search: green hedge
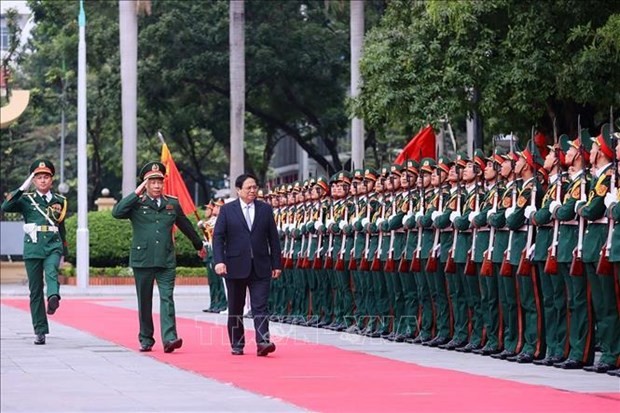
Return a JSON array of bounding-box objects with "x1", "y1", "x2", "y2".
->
[
  {"x1": 64, "y1": 211, "x2": 206, "y2": 268},
  {"x1": 60, "y1": 265, "x2": 206, "y2": 277}
]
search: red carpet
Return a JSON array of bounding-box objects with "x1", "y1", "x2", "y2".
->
[{"x1": 3, "y1": 298, "x2": 619, "y2": 412}]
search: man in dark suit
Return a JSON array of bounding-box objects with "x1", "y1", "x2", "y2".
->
[{"x1": 213, "y1": 173, "x2": 282, "y2": 356}]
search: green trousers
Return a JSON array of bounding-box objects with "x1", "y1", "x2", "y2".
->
[
  {"x1": 429, "y1": 261, "x2": 451, "y2": 340},
  {"x1": 536, "y1": 261, "x2": 567, "y2": 359},
  {"x1": 398, "y1": 271, "x2": 418, "y2": 336},
  {"x1": 133, "y1": 267, "x2": 178, "y2": 347},
  {"x1": 498, "y1": 265, "x2": 521, "y2": 353},
  {"x1": 558, "y1": 262, "x2": 594, "y2": 365},
  {"x1": 205, "y1": 261, "x2": 227, "y2": 311},
  {"x1": 586, "y1": 263, "x2": 620, "y2": 366},
  {"x1": 447, "y1": 264, "x2": 468, "y2": 342},
  {"x1": 25, "y1": 254, "x2": 61, "y2": 335},
  {"x1": 479, "y1": 265, "x2": 501, "y2": 351}
]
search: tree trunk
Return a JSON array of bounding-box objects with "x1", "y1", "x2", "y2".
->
[{"x1": 229, "y1": 0, "x2": 245, "y2": 194}]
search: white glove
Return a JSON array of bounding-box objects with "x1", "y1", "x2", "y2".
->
[
  {"x1": 325, "y1": 219, "x2": 335, "y2": 229},
  {"x1": 431, "y1": 211, "x2": 441, "y2": 221},
  {"x1": 402, "y1": 214, "x2": 413, "y2": 226},
  {"x1": 19, "y1": 172, "x2": 35, "y2": 191},
  {"x1": 549, "y1": 200, "x2": 561, "y2": 214},
  {"x1": 197, "y1": 220, "x2": 205, "y2": 229},
  {"x1": 338, "y1": 220, "x2": 347, "y2": 230},
  {"x1": 415, "y1": 210, "x2": 424, "y2": 220},
  {"x1": 505, "y1": 206, "x2": 516, "y2": 217},
  {"x1": 604, "y1": 192, "x2": 616, "y2": 208},
  {"x1": 314, "y1": 221, "x2": 324, "y2": 231},
  {"x1": 524, "y1": 205, "x2": 537, "y2": 219},
  {"x1": 376, "y1": 217, "x2": 385, "y2": 227},
  {"x1": 449, "y1": 211, "x2": 460, "y2": 223},
  {"x1": 202, "y1": 240, "x2": 212, "y2": 248},
  {"x1": 574, "y1": 201, "x2": 586, "y2": 214},
  {"x1": 361, "y1": 217, "x2": 370, "y2": 227},
  {"x1": 468, "y1": 211, "x2": 480, "y2": 223}
]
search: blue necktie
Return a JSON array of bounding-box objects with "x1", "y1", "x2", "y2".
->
[{"x1": 244, "y1": 205, "x2": 253, "y2": 229}]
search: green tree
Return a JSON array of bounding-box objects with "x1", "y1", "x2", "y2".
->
[{"x1": 354, "y1": 0, "x2": 620, "y2": 148}]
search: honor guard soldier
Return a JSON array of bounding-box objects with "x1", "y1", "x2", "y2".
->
[
  {"x1": 602, "y1": 130, "x2": 620, "y2": 377},
  {"x1": 579, "y1": 124, "x2": 620, "y2": 373},
  {"x1": 489, "y1": 144, "x2": 523, "y2": 360},
  {"x1": 435, "y1": 154, "x2": 469, "y2": 350},
  {"x1": 112, "y1": 161, "x2": 206, "y2": 353},
  {"x1": 453, "y1": 151, "x2": 487, "y2": 353},
  {"x1": 471, "y1": 148, "x2": 504, "y2": 355},
  {"x1": 200, "y1": 199, "x2": 228, "y2": 313},
  {"x1": 420, "y1": 157, "x2": 452, "y2": 347},
  {"x1": 549, "y1": 130, "x2": 594, "y2": 369},
  {"x1": 505, "y1": 139, "x2": 545, "y2": 363},
  {"x1": 531, "y1": 136, "x2": 571, "y2": 365},
  {"x1": 2, "y1": 159, "x2": 68, "y2": 345}
]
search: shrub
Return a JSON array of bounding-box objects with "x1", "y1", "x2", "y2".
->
[{"x1": 64, "y1": 211, "x2": 205, "y2": 268}]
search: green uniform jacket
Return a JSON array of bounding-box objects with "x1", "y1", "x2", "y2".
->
[
  {"x1": 111, "y1": 193, "x2": 202, "y2": 268},
  {"x1": 1, "y1": 189, "x2": 68, "y2": 259},
  {"x1": 434, "y1": 186, "x2": 462, "y2": 262},
  {"x1": 532, "y1": 174, "x2": 567, "y2": 262},
  {"x1": 472, "y1": 184, "x2": 498, "y2": 263},
  {"x1": 454, "y1": 184, "x2": 479, "y2": 263},
  {"x1": 505, "y1": 178, "x2": 542, "y2": 266},
  {"x1": 579, "y1": 165, "x2": 612, "y2": 263},
  {"x1": 610, "y1": 196, "x2": 620, "y2": 262},
  {"x1": 555, "y1": 173, "x2": 586, "y2": 263},
  {"x1": 488, "y1": 181, "x2": 517, "y2": 263}
]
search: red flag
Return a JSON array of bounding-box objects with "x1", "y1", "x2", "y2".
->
[
  {"x1": 394, "y1": 125, "x2": 436, "y2": 165},
  {"x1": 161, "y1": 143, "x2": 197, "y2": 216}
]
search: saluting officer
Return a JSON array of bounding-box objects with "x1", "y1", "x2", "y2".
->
[
  {"x1": 2, "y1": 159, "x2": 68, "y2": 345},
  {"x1": 112, "y1": 161, "x2": 206, "y2": 353}
]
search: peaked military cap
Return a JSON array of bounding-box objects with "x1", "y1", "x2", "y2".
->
[
  {"x1": 472, "y1": 149, "x2": 486, "y2": 171},
  {"x1": 547, "y1": 134, "x2": 571, "y2": 167},
  {"x1": 518, "y1": 139, "x2": 544, "y2": 170},
  {"x1": 436, "y1": 155, "x2": 453, "y2": 174},
  {"x1": 291, "y1": 181, "x2": 302, "y2": 193},
  {"x1": 455, "y1": 151, "x2": 469, "y2": 168},
  {"x1": 591, "y1": 123, "x2": 614, "y2": 159},
  {"x1": 139, "y1": 161, "x2": 166, "y2": 181},
  {"x1": 568, "y1": 128, "x2": 592, "y2": 163},
  {"x1": 314, "y1": 176, "x2": 330, "y2": 193},
  {"x1": 488, "y1": 147, "x2": 508, "y2": 164},
  {"x1": 420, "y1": 158, "x2": 436, "y2": 174},
  {"x1": 213, "y1": 198, "x2": 225, "y2": 206},
  {"x1": 352, "y1": 169, "x2": 365, "y2": 181},
  {"x1": 30, "y1": 159, "x2": 55, "y2": 176},
  {"x1": 502, "y1": 141, "x2": 521, "y2": 162},
  {"x1": 364, "y1": 167, "x2": 378, "y2": 182},
  {"x1": 334, "y1": 170, "x2": 352, "y2": 184},
  {"x1": 401, "y1": 159, "x2": 419, "y2": 175},
  {"x1": 389, "y1": 163, "x2": 402, "y2": 177}
]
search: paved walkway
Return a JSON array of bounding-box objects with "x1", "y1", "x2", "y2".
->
[{"x1": 1, "y1": 285, "x2": 618, "y2": 412}]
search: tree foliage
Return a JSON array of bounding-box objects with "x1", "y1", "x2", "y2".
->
[{"x1": 354, "y1": 0, "x2": 620, "y2": 149}]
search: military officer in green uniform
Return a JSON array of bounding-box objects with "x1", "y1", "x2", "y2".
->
[
  {"x1": 2, "y1": 159, "x2": 68, "y2": 345},
  {"x1": 112, "y1": 161, "x2": 206, "y2": 353},
  {"x1": 579, "y1": 125, "x2": 620, "y2": 373}
]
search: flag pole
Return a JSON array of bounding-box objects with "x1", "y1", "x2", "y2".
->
[{"x1": 76, "y1": 0, "x2": 89, "y2": 289}]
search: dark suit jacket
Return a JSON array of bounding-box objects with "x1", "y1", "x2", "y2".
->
[{"x1": 213, "y1": 199, "x2": 281, "y2": 279}]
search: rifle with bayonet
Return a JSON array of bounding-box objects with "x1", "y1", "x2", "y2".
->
[
  {"x1": 517, "y1": 129, "x2": 537, "y2": 276},
  {"x1": 407, "y1": 174, "x2": 423, "y2": 272},
  {"x1": 500, "y1": 135, "x2": 517, "y2": 277},
  {"x1": 545, "y1": 120, "x2": 562, "y2": 275},
  {"x1": 334, "y1": 196, "x2": 350, "y2": 271},
  {"x1": 323, "y1": 197, "x2": 335, "y2": 270},
  {"x1": 312, "y1": 196, "x2": 326, "y2": 270},
  {"x1": 426, "y1": 182, "x2": 443, "y2": 273},
  {"x1": 597, "y1": 108, "x2": 616, "y2": 275},
  {"x1": 296, "y1": 201, "x2": 309, "y2": 269},
  {"x1": 384, "y1": 177, "x2": 398, "y2": 272},
  {"x1": 481, "y1": 140, "x2": 499, "y2": 276},
  {"x1": 444, "y1": 166, "x2": 462, "y2": 274},
  {"x1": 348, "y1": 181, "x2": 361, "y2": 271},
  {"x1": 464, "y1": 168, "x2": 480, "y2": 276},
  {"x1": 359, "y1": 187, "x2": 373, "y2": 271},
  {"x1": 570, "y1": 117, "x2": 586, "y2": 277},
  {"x1": 371, "y1": 186, "x2": 387, "y2": 271}
]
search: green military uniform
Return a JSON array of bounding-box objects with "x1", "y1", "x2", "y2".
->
[
  {"x1": 505, "y1": 140, "x2": 545, "y2": 362},
  {"x1": 489, "y1": 149, "x2": 522, "y2": 359},
  {"x1": 471, "y1": 150, "x2": 502, "y2": 355},
  {"x1": 202, "y1": 201, "x2": 228, "y2": 313},
  {"x1": 531, "y1": 136, "x2": 571, "y2": 366},
  {"x1": 419, "y1": 158, "x2": 451, "y2": 346},
  {"x1": 112, "y1": 161, "x2": 203, "y2": 350},
  {"x1": 580, "y1": 125, "x2": 620, "y2": 372},
  {"x1": 1, "y1": 160, "x2": 68, "y2": 343},
  {"x1": 553, "y1": 133, "x2": 595, "y2": 369}
]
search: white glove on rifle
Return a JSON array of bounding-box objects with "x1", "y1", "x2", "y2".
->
[
  {"x1": 524, "y1": 205, "x2": 537, "y2": 219},
  {"x1": 449, "y1": 211, "x2": 460, "y2": 223},
  {"x1": 19, "y1": 173, "x2": 35, "y2": 191},
  {"x1": 431, "y1": 210, "x2": 441, "y2": 221},
  {"x1": 549, "y1": 200, "x2": 561, "y2": 214},
  {"x1": 468, "y1": 211, "x2": 480, "y2": 223},
  {"x1": 604, "y1": 192, "x2": 616, "y2": 209},
  {"x1": 197, "y1": 220, "x2": 205, "y2": 229}
]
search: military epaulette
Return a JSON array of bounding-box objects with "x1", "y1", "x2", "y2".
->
[
  {"x1": 55, "y1": 193, "x2": 66, "y2": 200},
  {"x1": 594, "y1": 174, "x2": 610, "y2": 197},
  {"x1": 165, "y1": 194, "x2": 178, "y2": 199},
  {"x1": 23, "y1": 192, "x2": 34, "y2": 196}
]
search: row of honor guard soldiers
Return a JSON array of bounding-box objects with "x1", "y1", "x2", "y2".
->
[{"x1": 252, "y1": 123, "x2": 619, "y2": 376}]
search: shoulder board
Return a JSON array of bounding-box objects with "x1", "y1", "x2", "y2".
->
[
  {"x1": 55, "y1": 193, "x2": 66, "y2": 200},
  {"x1": 165, "y1": 195, "x2": 178, "y2": 199},
  {"x1": 23, "y1": 192, "x2": 34, "y2": 196}
]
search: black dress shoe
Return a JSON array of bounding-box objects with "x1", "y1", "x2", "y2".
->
[
  {"x1": 583, "y1": 362, "x2": 614, "y2": 373},
  {"x1": 491, "y1": 350, "x2": 516, "y2": 360},
  {"x1": 34, "y1": 334, "x2": 46, "y2": 345},
  {"x1": 439, "y1": 339, "x2": 466, "y2": 350},
  {"x1": 163, "y1": 338, "x2": 183, "y2": 353},
  {"x1": 607, "y1": 368, "x2": 620, "y2": 377},
  {"x1": 473, "y1": 346, "x2": 500, "y2": 355},
  {"x1": 257, "y1": 342, "x2": 276, "y2": 357},
  {"x1": 554, "y1": 359, "x2": 583, "y2": 369},
  {"x1": 139, "y1": 344, "x2": 153, "y2": 352},
  {"x1": 47, "y1": 295, "x2": 60, "y2": 315},
  {"x1": 426, "y1": 336, "x2": 450, "y2": 347},
  {"x1": 515, "y1": 353, "x2": 534, "y2": 364},
  {"x1": 533, "y1": 356, "x2": 554, "y2": 366},
  {"x1": 231, "y1": 348, "x2": 244, "y2": 356}
]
